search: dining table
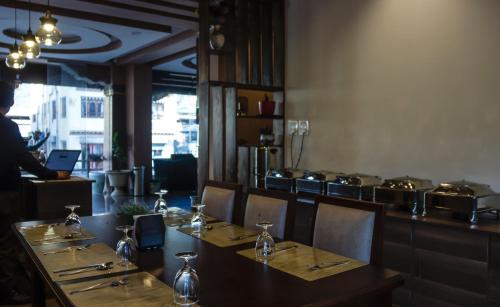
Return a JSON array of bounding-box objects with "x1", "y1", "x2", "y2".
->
[{"x1": 13, "y1": 211, "x2": 403, "y2": 307}]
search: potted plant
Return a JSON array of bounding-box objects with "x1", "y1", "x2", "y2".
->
[
  {"x1": 118, "y1": 202, "x2": 150, "y2": 225},
  {"x1": 106, "y1": 132, "x2": 131, "y2": 196}
]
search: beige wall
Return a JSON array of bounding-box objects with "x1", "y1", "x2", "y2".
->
[{"x1": 285, "y1": 0, "x2": 500, "y2": 190}]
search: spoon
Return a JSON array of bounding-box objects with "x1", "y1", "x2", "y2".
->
[
  {"x1": 59, "y1": 262, "x2": 113, "y2": 277},
  {"x1": 308, "y1": 260, "x2": 351, "y2": 271},
  {"x1": 70, "y1": 278, "x2": 128, "y2": 295}
]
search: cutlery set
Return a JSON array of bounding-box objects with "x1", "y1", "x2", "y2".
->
[
  {"x1": 43, "y1": 244, "x2": 92, "y2": 255},
  {"x1": 54, "y1": 261, "x2": 114, "y2": 277},
  {"x1": 69, "y1": 278, "x2": 129, "y2": 295},
  {"x1": 308, "y1": 260, "x2": 351, "y2": 271}
]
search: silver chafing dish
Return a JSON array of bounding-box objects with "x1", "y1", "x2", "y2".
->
[
  {"x1": 374, "y1": 176, "x2": 434, "y2": 215},
  {"x1": 295, "y1": 170, "x2": 344, "y2": 195},
  {"x1": 326, "y1": 173, "x2": 382, "y2": 201},
  {"x1": 425, "y1": 180, "x2": 500, "y2": 224},
  {"x1": 265, "y1": 169, "x2": 304, "y2": 192}
]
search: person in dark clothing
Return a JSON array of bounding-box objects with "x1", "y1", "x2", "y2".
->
[{"x1": 0, "y1": 81, "x2": 68, "y2": 305}]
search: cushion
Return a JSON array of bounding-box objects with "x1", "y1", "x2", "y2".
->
[
  {"x1": 202, "y1": 186, "x2": 236, "y2": 223},
  {"x1": 244, "y1": 194, "x2": 288, "y2": 239},
  {"x1": 313, "y1": 203, "x2": 375, "y2": 263}
]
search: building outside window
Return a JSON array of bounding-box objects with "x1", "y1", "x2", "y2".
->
[{"x1": 11, "y1": 84, "x2": 106, "y2": 176}]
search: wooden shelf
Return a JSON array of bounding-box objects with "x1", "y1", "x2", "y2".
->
[
  {"x1": 203, "y1": 81, "x2": 283, "y2": 92},
  {"x1": 237, "y1": 115, "x2": 284, "y2": 120}
]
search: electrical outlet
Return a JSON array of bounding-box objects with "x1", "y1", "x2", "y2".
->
[
  {"x1": 287, "y1": 120, "x2": 298, "y2": 135},
  {"x1": 298, "y1": 120, "x2": 309, "y2": 135}
]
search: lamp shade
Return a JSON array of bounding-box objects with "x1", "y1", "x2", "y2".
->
[
  {"x1": 36, "y1": 10, "x2": 62, "y2": 46},
  {"x1": 20, "y1": 28, "x2": 41, "y2": 59},
  {"x1": 5, "y1": 43, "x2": 26, "y2": 70}
]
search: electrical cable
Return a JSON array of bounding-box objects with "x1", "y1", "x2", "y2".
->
[{"x1": 295, "y1": 133, "x2": 305, "y2": 169}]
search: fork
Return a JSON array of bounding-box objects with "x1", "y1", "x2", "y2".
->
[
  {"x1": 228, "y1": 233, "x2": 257, "y2": 241},
  {"x1": 308, "y1": 260, "x2": 351, "y2": 271},
  {"x1": 43, "y1": 244, "x2": 91, "y2": 255}
]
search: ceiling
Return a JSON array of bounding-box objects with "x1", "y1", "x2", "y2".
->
[{"x1": 0, "y1": 0, "x2": 198, "y2": 74}]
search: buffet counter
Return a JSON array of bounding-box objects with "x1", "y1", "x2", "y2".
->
[{"x1": 384, "y1": 209, "x2": 500, "y2": 307}]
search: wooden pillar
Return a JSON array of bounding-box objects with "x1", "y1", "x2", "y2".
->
[
  {"x1": 108, "y1": 65, "x2": 127, "y2": 171},
  {"x1": 125, "y1": 64, "x2": 152, "y2": 191}
]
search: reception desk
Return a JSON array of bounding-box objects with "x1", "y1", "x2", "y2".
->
[{"x1": 21, "y1": 176, "x2": 93, "y2": 220}]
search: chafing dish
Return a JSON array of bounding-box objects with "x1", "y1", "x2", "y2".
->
[
  {"x1": 425, "y1": 180, "x2": 500, "y2": 224},
  {"x1": 296, "y1": 171, "x2": 344, "y2": 195},
  {"x1": 265, "y1": 169, "x2": 304, "y2": 192},
  {"x1": 374, "y1": 176, "x2": 434, "y2": 215},
  {"x1": 326, "y1": 173, "x2": 382, "y2": 201}
]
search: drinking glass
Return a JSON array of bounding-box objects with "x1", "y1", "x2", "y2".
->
[
  {"x1": 190, "y1": 203, "x2": 206, "y2": 235},
  {"x1": 64, "y1": 205, "x2": 81, "y2": 236},
  {"x1": 255, "y1": 221, "x2": 275, "y2": 262},
  {"x1": 153, "y1": 189, "x2": 168, "y2": 216},
  {"x1": 115, "y1": 225, "x2": 136, "y2": 266},
  {"x1": 173, "y1": 252, "x2": 200, "y2": 306}
]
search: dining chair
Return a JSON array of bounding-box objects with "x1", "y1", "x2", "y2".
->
[
  {"x1": 311, "y1": 195, "x2": 384, "y2": 265},
  {"x1": 201, "y1": 180, "x2": 243, "y2": 225},
  {"x1": 242, "y1": 188, "x2": 296, "y2": 240}
]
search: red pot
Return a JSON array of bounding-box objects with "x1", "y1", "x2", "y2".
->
[{"x1": 258, "y1": 98, "x2": 276, "y2": 116}]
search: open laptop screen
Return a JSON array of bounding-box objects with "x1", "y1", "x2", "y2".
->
[{"x1": 45, "y1": 150, "x2": 81, "y2": 173}]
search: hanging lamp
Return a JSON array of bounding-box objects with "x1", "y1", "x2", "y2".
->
[
  {"x1": 5, "y1": 7, "x2": 26, "y2": 70},
  {"x1": 20, "y1": 0, "x2": 41, "y2": 59},
  {"x1": 36, "y1": 0, "x2": 62, "y2": 46}
]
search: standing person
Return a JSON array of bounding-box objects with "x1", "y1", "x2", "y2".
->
[{"x1": 0, "y1": 81, "x2": 69, "y2": 304}]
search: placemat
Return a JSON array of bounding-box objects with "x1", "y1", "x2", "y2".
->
[
  {"x1": 177, "y1": 222, "x2": 258, "y2": 247},
  {"x1": 59, "y1": 271, "x2": 199, "y2": 307},
  {"x1": 34, "y1": 243, "x2": 137, "y2": 282},
  {"x1": 237, "y1": 241, "x2": 367, "y2": 281},
  {"x1": 17, "y1": 223, "x2": 96, "y2": 246},
  {"x1": 164, "y1": 209, "x2": 217, "y2": 227}
]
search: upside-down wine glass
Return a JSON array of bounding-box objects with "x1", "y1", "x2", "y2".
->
[
  {"x1": 115, "y1": 225, "x2": 136, "y2": 267},
  {"x1": 190, "y1": 200, "x2": 206, "y2": 235},
  {"x1": 255, "y1": 221, "x2": 275, "y2": 262},
  {"x1": 64, "y1": 205, "x2": 81, "y2": 236},
  {"x1": 153, "y1": 189, "x2": 168, "y2": 216},
  {"x1": 173, "y1": 252, "x2": 200, "y2": 306}
]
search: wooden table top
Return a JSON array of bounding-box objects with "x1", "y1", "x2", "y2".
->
[{"x1": 14, "y1": 214, "x2": 403, "y2": 307}]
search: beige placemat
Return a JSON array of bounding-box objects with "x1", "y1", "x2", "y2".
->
[
  {"x1": 237, "y1": 241, "x2": 367, "y2": 281},
  {"x1": 177, "y1": 222, "x2": 258, "y2": 247},
  {"x1": 17, "y1": 223, "x2": 96, "y2": 246},
  {"x1": 59, "y1": 271, "x2": 199, "y2": 307},
  {"x1": 164, "y1": 209, "x2": 217, "y2": 227},
  {"x1": 33, "y1": 242, "x2": 137, "y2": 282}
]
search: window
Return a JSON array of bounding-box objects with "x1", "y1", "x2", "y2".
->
[
  {"x1": 80, "y1": 96, "x2": 104, "y2": 118},
  {"x1": 152, "y1": 94, "x2": 198, "y2": 159},
  {"x1": 61, "y1": 97, "x2": 66, "y2": 118},
  {"x1": 61, "y1": 140, "x2": 67, "y2": 149},
  {"x1": 51, "y1": 100, "x2": 56, "y2": 120}
]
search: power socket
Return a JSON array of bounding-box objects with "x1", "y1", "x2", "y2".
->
[
  {"x1": 287, "y1": 120, "x2": 298, "y2": 135},
  {"x1": 298, "y1": 120, "x2": 309, "y2": 135}
]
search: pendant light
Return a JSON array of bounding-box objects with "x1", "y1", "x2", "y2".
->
[
  {"x1": 36, "y1": 0, "x2": 62, "y2": 46},
  {"x1": 20, "y1": 0, "x2": 41, "y2": 59},
  {"x1": 5, "y1": 7, "x2": 26, "y2": 70}
]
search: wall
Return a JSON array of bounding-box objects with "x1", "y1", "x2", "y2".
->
[{"x1": 285, "y1": 0, "x2": 500, "y2": 190}]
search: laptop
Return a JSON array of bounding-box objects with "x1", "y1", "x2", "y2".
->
[{"x1": 45, "y1": 150, "x2": 81, "y2": 174}]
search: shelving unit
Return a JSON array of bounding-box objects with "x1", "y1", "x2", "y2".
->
[{"x1": 198, "y1": 0, "x2": 285, "y2": 191}]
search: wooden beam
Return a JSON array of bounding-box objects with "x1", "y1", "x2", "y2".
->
[
  {"x1": 134, "y1": 0, "x2": 198, "y2": 13},
  {"x1": 149, "y1": 46, "x2": 197, "y2": 66},
  {"x1": 0, "y1": 0, "x2": 171, "y2": 33},
  {"x1": 115, "y1": 31, "x2": 197, "y2": 65},
  {"x1": 77, "y1": 0, "x2": 197, "y2": 22}
]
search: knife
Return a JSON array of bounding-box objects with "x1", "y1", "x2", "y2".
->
[
  {"x1": 275, "y1": 244, "x2": 299, "y2": 253},
  {"x1": 53, "y1": 262, "x2": 107, "y2": 273}
]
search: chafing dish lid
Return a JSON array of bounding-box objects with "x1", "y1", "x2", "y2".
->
[
  {"x1": 380, "y1": 176, "x2": 433, "y2": 191},
  {"x1": 333, "y1": 173, "x2": 382, "y2": 186},
  {"x1": 431, "y1": 180, "x2": 497, "y2": 197},
  {"x1": 267, "y1": 169, "x2": 304, "y2": 179},
  {"x1": 301, "y1": 170, "x2": 344, "y2": 181}
]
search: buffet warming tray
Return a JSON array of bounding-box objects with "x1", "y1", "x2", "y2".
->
[
  {"x1": 425, "y1": 180, "x2": 500, "y2": 224},
  {"x1": 374, "y1": 176, "x2": 434, "y2": 215},
  {"x1": 295, "y1": 171, "x2": 344, "y2": 195},
  {"x1": 265, "y1": 169, "x2": 304, "y2": 193},
  {"x1": 326, "y1": 173, "x2": 382, "y2": 201}
]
